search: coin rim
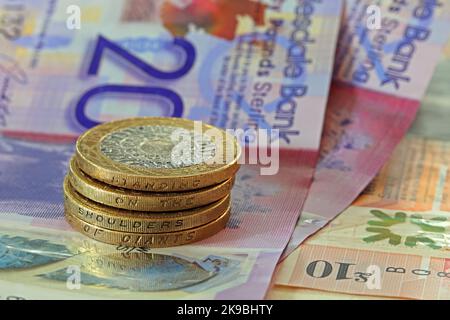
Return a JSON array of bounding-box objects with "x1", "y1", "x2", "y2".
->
[
  {"x1": 76, "y1": 117, "x2": 241, "y2": 191},
  {"x1": 64, "y1": 176, "x2": 230, "y2": 233},
  {"x1": 65, "y1": 205, "x2": 230, "y2": 248},
  {"x1": 68, "y1": 157, "x2": 234, "y2": 211}
]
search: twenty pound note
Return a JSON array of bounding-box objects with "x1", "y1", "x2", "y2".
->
[
  {"x1": 0, "y1": 0, "x2": 341, "y2": 299},
  {"x1": 282, "y1": 0, "x2": 450, "y2": 257}
]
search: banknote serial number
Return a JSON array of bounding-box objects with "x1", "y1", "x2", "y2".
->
[{"x1": 177, "y1": 304, "x2": 273, "y2": 318}]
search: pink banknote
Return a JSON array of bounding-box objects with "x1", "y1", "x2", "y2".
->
[
  {"x1": 0, "y1": 0, "x2": 342, "y2": 299},
  {"x1": 283, "y1": 0, "x2": 450, "y2": 257}
]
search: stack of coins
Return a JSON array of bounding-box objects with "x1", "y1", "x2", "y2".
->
[{"x1": 63, "y1": 117, "x2": 240, "y2": 248}]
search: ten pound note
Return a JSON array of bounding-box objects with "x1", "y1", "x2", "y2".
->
[{"x1": 0, "y1": 0, "x2": 341, "y2": 299}]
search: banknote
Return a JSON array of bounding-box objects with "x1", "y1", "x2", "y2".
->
[
  {"x1": 0, "y1": 0, "x2": 342, "y2": 299},
  {"x1": 0, "y1": 217, "x2": 252, "y2": 299},
  {"x1": 268, "y1": 43, "x2": 450, "y2": 299},
  {"x1": 0, "y1": 0, "x2": 336, "y2": 150},
  {"x1": 275, "y1": 135, "x2": 450, "y2": 300},
  {"x1": 283, "y1": 0, "x2": 450, "y2": 257}
]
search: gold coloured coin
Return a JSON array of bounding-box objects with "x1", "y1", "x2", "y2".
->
[
  {"x1": 64, "y1": 177, "x2": 230, "y2": 233},
  {"x1": 76, "y1": 117, "x2": 240, "y2": 192},
  {"x1": 64, "y1": 206, "x2": 230, "y2": 248},
  {"x1": 68, "y1": 157, "x2": 234, "y2": 211}
]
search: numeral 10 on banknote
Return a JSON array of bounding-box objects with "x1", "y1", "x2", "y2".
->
[{"x1": 307, "y1": 260, "x2": 450, "y2": 283}]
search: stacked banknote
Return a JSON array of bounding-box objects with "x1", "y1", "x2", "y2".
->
[
  {"x1": 63, "y1": 117, "x2": 240, "y2": 248},
  {"x1": 270, "y1": 39, "x2": 450, "y2": 300}
]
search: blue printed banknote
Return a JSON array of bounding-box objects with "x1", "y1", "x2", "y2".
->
[{"x1": 0, "y1": 0, "x2": 342, "y2": 299}]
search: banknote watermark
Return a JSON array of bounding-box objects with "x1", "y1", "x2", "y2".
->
[
  {"x1": 170, "y1": 121, "x2": 280, "y2": 175},
  {"x1": 66, "y1": 5, "x2": 81, "y2": 30},
  {"x1": 66, "y1": 265, "x2": 81, "y2": 290}
]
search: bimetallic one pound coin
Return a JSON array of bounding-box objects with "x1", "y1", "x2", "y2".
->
[
  {"x1": 64, "y1": 177, "x2": 230, "y2": 233},
  {"x1": 76, "y1": 117, "x2": 240, "y2": 192},
  {"x1": 64, "y1": 206, "x2": 231, "y2": 248},
  {"x1": 68, "y1": 157, "x2": 234, "y2": 211}
]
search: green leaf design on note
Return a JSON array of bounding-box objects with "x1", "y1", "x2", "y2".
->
[{"x1": 363, "y1": 210, "x2": 448, "y2": 250}]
